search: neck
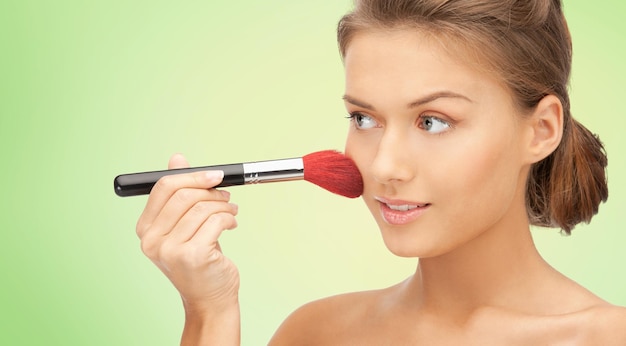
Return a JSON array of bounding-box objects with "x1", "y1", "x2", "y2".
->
[{"x1": 403, "y1": 205, "x2": 559, "y2": 319}]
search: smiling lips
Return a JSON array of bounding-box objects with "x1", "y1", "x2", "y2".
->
[{"x1": 375, "y1": 197, "x2": 431, "y2": 225}]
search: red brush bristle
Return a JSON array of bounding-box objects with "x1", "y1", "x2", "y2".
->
[{"x1": 302, "y1": 150, "x2": 364, "y2": 198}]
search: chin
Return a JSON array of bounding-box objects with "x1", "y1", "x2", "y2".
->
[
  {"x1": 383, "y1": 241, "x2": 449, "y2": 258},
  {"x1": 378, "y1": 224, "x2": 450, "y2": 258}
]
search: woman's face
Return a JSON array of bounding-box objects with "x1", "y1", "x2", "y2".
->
[{"x1": 343, "y1": 29, "x2": 532, "y2": 258}]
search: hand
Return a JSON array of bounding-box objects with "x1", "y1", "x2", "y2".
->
[{"x1": 136, "y1": 154, "x2": 240, "y2": 314}]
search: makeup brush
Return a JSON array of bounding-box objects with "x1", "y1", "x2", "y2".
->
[{"x1": 114, "y1": 150, "x2": 363, "y2": 198}]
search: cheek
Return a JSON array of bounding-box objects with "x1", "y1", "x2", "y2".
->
[
  {"x1": 345, "y1": 130, "x2": 383, "y2": 218},
  {"x1": 435, "y1": 134, "x2": 523, "y2": 213},
  {"x1": 344, "y1": 129, "x2": 377, "y2": 180}
]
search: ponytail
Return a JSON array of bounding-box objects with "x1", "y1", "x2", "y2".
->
[{"x1": 527, "y1": 114, "x2": 608, "y2": 234}]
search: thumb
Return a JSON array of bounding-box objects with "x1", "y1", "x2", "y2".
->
[{"x1": 168, "y1": 153, "x2": 190, "y2": 169}]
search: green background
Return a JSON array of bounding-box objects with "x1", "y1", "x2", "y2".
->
[{"x1": 1, "y1": 1, "x2": 624, "y2": 344}]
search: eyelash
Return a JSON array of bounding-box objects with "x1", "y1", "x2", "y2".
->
[
  {"x1": 346, "y1": 112, "x2": 379, "y2": 129},
  {"x1": 346, "y1": 112, "x2": 453, "y2": 135}
]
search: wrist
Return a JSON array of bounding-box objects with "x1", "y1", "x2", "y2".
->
[
  {"x1": 182, "y1": 301, "x2": 241, "y2": 346},
  {"x1": 182, "y1": 292, "x2": 239, "y2": 316}
]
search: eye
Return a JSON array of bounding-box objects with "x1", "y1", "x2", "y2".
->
[
  {"x1": 418, "y1": 115, "x2": 451, "y2": 134},
  {"x1": 348, "y1": 112, "x2": 379, "y2": 130}
]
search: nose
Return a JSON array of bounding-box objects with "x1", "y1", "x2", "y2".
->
[{"x1": 370, "y1": 129, "x2": 415, "y2": 185}]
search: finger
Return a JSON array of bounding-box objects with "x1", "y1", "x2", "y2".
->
[
  {"x1": 168, "y1": 201, "x2": 239, "y2": 243},
  {"x1": 168, "y1": 153, "x2": 189, "y2": 170},
  {"x1": 136, "y1": 170, "x2": 225, "y2": 238},
  {"x1": 190, "y1": 212, "x2": 238, "y2": 249},
  {"x1": 137, "y1": 186, "x2": 230, "y2": 239}
]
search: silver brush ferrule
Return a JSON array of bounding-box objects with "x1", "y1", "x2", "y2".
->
[{"x1": 243, "y1": 158, "x2": 304, "y2": 184}]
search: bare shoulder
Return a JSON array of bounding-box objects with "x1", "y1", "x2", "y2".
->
[
  {"x1": 268, "y1": 289, "x2": 383, "y2": 345},
  {"x1": 583, "y1": 304, "x2": 626, "y2": 344}
]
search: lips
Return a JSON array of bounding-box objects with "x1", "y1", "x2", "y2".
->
[{"x1": 375, "y1": 197, "x2": 430, "y2": 225}]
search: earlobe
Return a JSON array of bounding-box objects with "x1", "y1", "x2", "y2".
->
[{"x1": 525, "y1": 95, "x2": 564, "y2": 164}]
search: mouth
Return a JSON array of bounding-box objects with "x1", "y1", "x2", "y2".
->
[
  {"x1": 375, "y1": 197, "x2": 431, "y2": 225},
  {"x1": 384, "y1": 202, "x2": 429, "y2": 211}
]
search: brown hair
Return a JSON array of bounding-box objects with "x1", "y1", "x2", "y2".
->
[{"x1": 337, "y1": 0, "x2": 608, "y2": 234}]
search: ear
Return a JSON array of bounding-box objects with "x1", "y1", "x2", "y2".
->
[{"x1": 524, "y1": 94, "x2": 564, "y2": 164}]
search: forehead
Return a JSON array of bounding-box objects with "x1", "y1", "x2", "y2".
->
[{"x1": 343, "y1": 29, "x2": 505, "y2": 101}]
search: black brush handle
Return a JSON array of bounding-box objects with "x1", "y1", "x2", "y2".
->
[{"x1": 114, "y1": 164, "x2": 245, "y2": 197}]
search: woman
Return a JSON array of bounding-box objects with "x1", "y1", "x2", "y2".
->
[{"x1": 135, "y1": 0, "x2": 626, "y2": 344}]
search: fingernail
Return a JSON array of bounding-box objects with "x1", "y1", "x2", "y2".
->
[
  {"x1": 230, "y1": 203, "x2": 239, "y2": 214},
  {"x1": 220, "y1": 190, "x2": 231, "y2": 199},
  {"x1": 205, "y1": 170, "x2": 224, "y2": 181}
]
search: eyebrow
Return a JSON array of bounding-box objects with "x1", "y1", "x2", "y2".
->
[{"x1": 343, "y1": 91, "x2": 473, "y2": 111}]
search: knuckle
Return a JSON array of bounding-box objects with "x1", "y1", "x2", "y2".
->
[
  {"x1": 193, "y1": 172, "x2": 208, "y2": 186},
  {"x1": 157, "y1": 240, "x2": 177, "y2": 261},
  {"x1": 140, "y1": 237, "x2": 158, "y2": 258},
  {"x1": 208, "y1": 212, "x2": 236, "y2": 230},
  {"x1": 135, "y1": 220, "x2": 148, "y2": 238},
  {"x1": 207, "y1": 212, "x2": 225, "y2": 225},
  {"x1": 173, "y1": 188, "x2": 194, "y2": 205},
  {"x1": 154, "y1": 175, "x2": 175, "y2": 191},
  {"x1": 189, "y1": 201, "x2": 211, "y2": 215}
]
